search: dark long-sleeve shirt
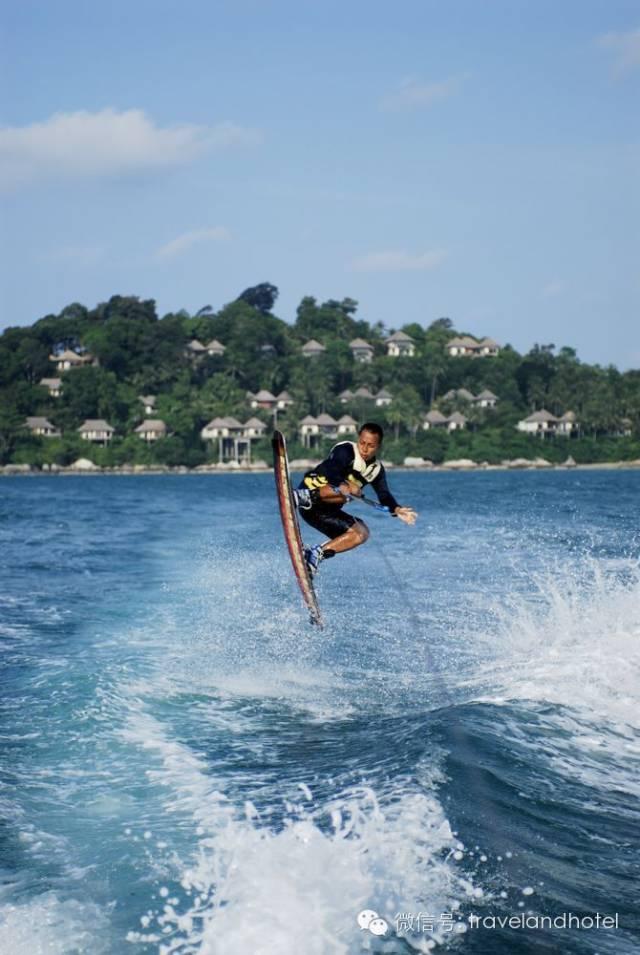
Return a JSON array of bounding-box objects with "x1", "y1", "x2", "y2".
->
[{"x1": 303, "y1": 441, "x2": 399, "y2": 511}]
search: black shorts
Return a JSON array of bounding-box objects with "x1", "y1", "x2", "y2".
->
[{"x1": 299, "y1": 502, "x2": 357, "y2": 539}]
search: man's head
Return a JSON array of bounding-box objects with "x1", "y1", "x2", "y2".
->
[{"x1": 358, "y1": 422, "x2": 383, "y2": 461}]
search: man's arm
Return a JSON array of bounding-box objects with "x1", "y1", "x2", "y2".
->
[{"x1": 371, "y1": 467, "x2": 418, "y2": 524}]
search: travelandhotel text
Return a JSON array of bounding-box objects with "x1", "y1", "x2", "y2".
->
[
  {"x1": 468, "y1": 913, "x2": 619, "y2": 931},
  {"x1": 394, "y1": 912, "x2": 619, "y2": 933}
]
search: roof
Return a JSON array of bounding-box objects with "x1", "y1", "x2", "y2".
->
[
  {"x1": 338, "y1": 414, "x2": 357, "y2": 424},
  {"x1": 424, "y1": 410, "x2": 448, "y2": 423},
  {"x1": 349, "y1": 338, "x2": 373, "y2": 349},
  {"x1": 447, "y1": 412, "x2": 468, "y2": 424},
  {"x1": 134, "y1": 419, "x2": 166, "y2": 433},
  {"x1": 475, "y1": 389, "x2": 498, "y2": 399},
  {"x1": 478, "y1": 337, "x2": 499, "y2": 347},
  {"x1": 354, "y1": 386, "x2": 374, "y2": 398},
  {"x1": 224, "y1": 417, "x2": 244, "y2": 429},
  {"x1": 253, "y1": 389, "x2": 276, "y2": 401},
  {"x1": 386, "y1": 330, "x2": 414, "y2": 342},
  {"x1": 52, "y1": 348, "x2": 85, "y2": 361},
  {"x1": 316, "y1": 413, "x2": 337, "y2": 425},
  {"x1": 376, "y1": 388, "x2": 392, "y2": 398},
  {"x1": 524, "y1": 410, "x2": 558, "y2": 423},
  {"x1": 446, "y1": 337, "x2": 468, "y2": 348},
  {"x1": 39, "y1": 378, "x2": 62, "y2": 387},
  {"x1": 338, "y1": 389, "x2": 354, "y2": 398},
  {"x1": 456, "y1": 388, "x2": 475, "y2": 401},
  {"x1": 243, "y1": 417, "x2": 267, "y2": 429},
  {"x1": 300, "y1": 414, "x2": 317, "y2": 425},
  {"x1": 186, "y1": 339, "x2": 206, "y2": 351},
  {"x1": 276, "y1": 390, "x2": 292, "y2": 399},
  {"x1": 205, "y1": 339, "x2": 225, "y2": 351},
  {"x1": 203, "y1": 417, "x2": 230, "y2": 429},
  {"x1": 301, "y1": 339, "x2": 326, "y2": 352},
  {"x1": 138, "y1": 394, "x2": 156, "y2": 404},
  {"x1": 558, "y1": 410, "x2": 576, "y2": 421},
  {"x1": 78, "y1": 419, "x2": 115, "y2": 432},
  {"x1": 26, "y1": 416, "x2": 56, "y2": 428}
]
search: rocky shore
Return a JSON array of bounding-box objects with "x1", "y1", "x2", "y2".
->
[{"x1": 2, "y1": 455, "x2": 640, "y2": 476}]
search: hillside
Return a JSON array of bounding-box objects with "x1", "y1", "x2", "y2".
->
[{"x1": 1, "y1": 285, "x2": 639, "y2": 468}]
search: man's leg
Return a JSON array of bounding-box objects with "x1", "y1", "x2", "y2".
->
[{"x1": 322, "y1": 518, "x2": 369, "y2": 555}]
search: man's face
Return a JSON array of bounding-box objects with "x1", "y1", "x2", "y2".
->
[{"x1": 357, "y1": 429, "x2": 381, "y2": 461}]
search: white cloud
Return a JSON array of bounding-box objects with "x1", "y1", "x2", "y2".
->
[
  {"x1": 541, "y1": 280, "x2": 566, "y2": 299},
  {"x1": 381, "y1": 75, "x2": 467, "y2": 111},
  {"x1": 155, "y1": 227, "x2": 231, "y2": 260},
  {"x1": 598, "y1": 28, "x2": 640, "y2": 73},
  {"x1": 0, "y1": 109, "x2": 262, "y2": 190},
  {"x1": 350, "y1": 249, "x2": 447, "y2": 272}
]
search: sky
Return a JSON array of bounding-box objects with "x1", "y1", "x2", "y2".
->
[{"x1": 1, "y1": 0, "x2": 638, "y2": 368}]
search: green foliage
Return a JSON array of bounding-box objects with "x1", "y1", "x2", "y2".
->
[{"x1": 1, "y1": 291, "x2": 638, "y2": 468}]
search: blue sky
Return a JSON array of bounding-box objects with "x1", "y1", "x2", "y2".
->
[{"x1": 1, "y1": 0, "x2": 638, "y2": 367}]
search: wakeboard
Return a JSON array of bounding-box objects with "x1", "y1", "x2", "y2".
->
[{"x1": 272, "y1": 429, "x2": 323, "y2": 627}]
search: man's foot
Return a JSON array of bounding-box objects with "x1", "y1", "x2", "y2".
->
[
  {"x1": 293, "y1": 488, "x2": 313, "y2": 510},
  {"x1": 304, "y1": 544, "x2": 325, "y2": 577}
]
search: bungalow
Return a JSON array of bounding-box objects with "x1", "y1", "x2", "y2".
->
[
  {"x1": 556, "y1": 411, "x2": 578, "y2": 435},
  {"x1": 299, "y1": 414, "x2": 320, "y2": 447},
  {"x1": 349, "y1": 338, "x2": 374, "y2": 363},
  {"x1": 446, "y1": 336, "x2": 478, "y2": 357},
  {"x1": 422, "y1": 410, "x2": 449, "y2": 430},
  {"x1": 301, "y1": 339, "x2": 327, "y2": 358},
  {"x1": 205, "y1": 339, "x2": 226, "y2": 357},
  {"x1": 260, "y1": 343, "x2": 277, "y2": 357},
  {"x1": 517, "y1": 410, "x2": 558, "y2": 435},
  {"x1": 375, "y1": 388, "x2": 393, "y2": 407},
  {"x1": 39, "y1": 377, "x2": 62, "y2": 397},
  {"x1": 201, "y1": 416, "x2": 251, "y2": 463},
  {"x1": 134, "y1": 419, "x2": 167, "y2": 442},
  {"x1": 385, "y1": 331, "x2": 415, "y2": 357},
  {"x1": 338, "y1": 389, "x2": 354, "y2": 404},
  {"x1": 456, "y1": 388, "x2": 475, "y2": 402},
  {"x1": 473, "y1": 389, "x2": 499, "y2": 409},
  {"x1": 249, "y1": 389, "x2": 278, "y2": 410},
  {"x1": 477, "y1": 337, "x2": 500, "y2": 356},
  {"x1": 275, "y1": 391, "x2": 294, "y2": 410},
  {"x1": 185, "y1": 339, "x2": 207, "y2": 358},
  {"x1": 446, "y1": 336, "x2": 500, "y2": 358},
  {"x1": 49, "y1": 349, "x2": 94, "y2": 372},
  {"x1": 25, "y1": 416, "x2": 60, "y2": 437},
  {"x1": 447, "y1": 412, "x2": 467, "y2": 431},
  {"x1": 316, "y1": 413, "x2": 338, "y2": 436},
  {"x1": 353, "y1": 386, "x2": 375, "y2": 401},
  {"x1": 242, "y1": 417, "x2": 267, "y2": 438},
  {"x1": 337, "y1": 414, "x2": 358, "y2": 436},
  {"x1": 78, "y1": 419, "x2": 115, "y2": 444},
  {"x1": 138, "y1": 394, "x2": 157, "y2": 415}
]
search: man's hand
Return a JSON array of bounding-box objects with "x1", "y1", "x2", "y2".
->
[
  {"x1": 394, "y1": 506, "x2": 418, "y2": 525},
  {"x1": 339, "y1": 481, "x2": 362, "y2": 498}
]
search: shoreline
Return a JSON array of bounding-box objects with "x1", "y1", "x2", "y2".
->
[{"x1": 2, "y1": 460, "x2": 640, "y2": 477}]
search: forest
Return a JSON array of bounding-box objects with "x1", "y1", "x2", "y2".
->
[{"x1": 1, "y1": 283, "x2": 639, "y2": 468}]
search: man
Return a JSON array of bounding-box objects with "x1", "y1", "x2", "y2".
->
[{"x1": 293, "y1": 422, "x2": 417, "y2": 575}]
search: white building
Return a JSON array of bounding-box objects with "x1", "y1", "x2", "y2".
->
[
  {"x1": 337, "y1": 414, "x2": 358, "y2": 435},
  {"x1": 25, "y1": 416, "x2": 60, "y2": 437},
  {"x1": 39, "y1": 378, "x2": 62, "y2": 397},
  {"x1": 301, "y1": 339, "x2": 327, "y2": 358},
  {"x1": 422, "y1": 410, "x2": 449, "y2": 430},
  {"x1": 375, "y1": 388, "x2": 393, "y2": 407},
  {"x1": 78, "y1": 419, "x2": 115, "y2": 444},
  {"x1": 49, "y1": 349, "x2": 93, "y2": 372},
  {"x1": 385, "y1": 331, "x2": 415, "y2": 357},
  {"x1": 349, "y1": 338, "x2": 374, "y2": 363},
  {"x1": 205, "y1": 339, "x2": 226, "y2": 357},
  {"x1": 517, "y1": 410, "x2": 559, "y2": 435},
  {"x1": 134, "y1": 419, "x2": 167, "y2": 442}
]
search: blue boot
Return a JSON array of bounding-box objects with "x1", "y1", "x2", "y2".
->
[{"x1": 304, "y1": 544, "x2": 325, "y2": 577}]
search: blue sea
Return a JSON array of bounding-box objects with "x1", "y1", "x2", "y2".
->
[{"x1": 1, "y1": 469, "x2": 639, "y2": 954}]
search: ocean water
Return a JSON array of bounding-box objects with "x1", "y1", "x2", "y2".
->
[{"x1": 0, "y1": 469, "x2": 638, "y2": 955}]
